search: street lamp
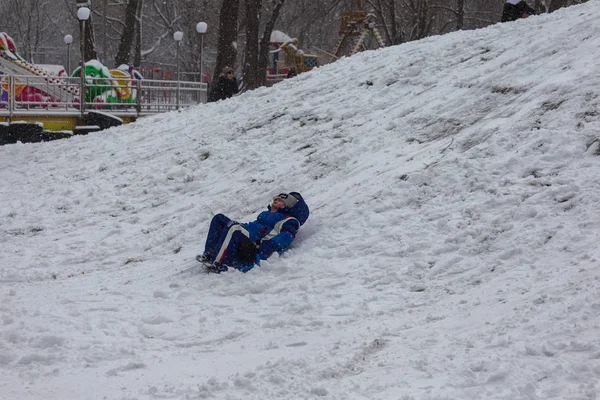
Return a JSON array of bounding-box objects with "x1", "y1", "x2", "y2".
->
[
  {"x1": 63, "y1": 34, "x2": 73, "y2": 75},
  {"x1": 196, "y1": 22, "x2": 207, "y2": 84},
  {"x1": 77, "y1": 6, "x2": 90, "y2": 118},
  {"x1": 173, "y1": 30, "x2": 183, "y2": 109}
]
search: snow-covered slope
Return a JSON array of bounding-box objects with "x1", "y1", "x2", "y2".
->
[{"x1": 2, "y1": 3, "x2": 600, "y2": 399}]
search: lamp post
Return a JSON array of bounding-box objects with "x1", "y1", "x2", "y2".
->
[
  {"x1": 173, "y1": 30, "x2": 183, "y2": 110},
  {"x1": 196, "y1": 22, "x2": 207, "y2": 84},
  {"x1": 77, "y1": 6, "x2": 90, "y2": 118},
  {"x1": 63, "y1": 34, "x2": 73, "y2": 75}
]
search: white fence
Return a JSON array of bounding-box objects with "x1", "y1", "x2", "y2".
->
[{"x1": 0, "y1": 74, "x2": 208, "y2": 118}]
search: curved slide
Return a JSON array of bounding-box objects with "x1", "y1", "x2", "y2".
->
[{"x1": 0, "y1": 32, "x2": 78, "y2": 102}]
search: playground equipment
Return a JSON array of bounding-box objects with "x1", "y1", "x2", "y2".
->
[
  {"x1": 71, "y1": 60, "x2": 141, "y2": 104},
  {"x1": 1, "y1": 32, "x2": 141, "y2": 108},
  {"x1": 0, "y1": 32, "x2": 78, "y2": 104},
  {"x1": 0, "y1": 31, "x2": 207, "y2": 139},
  {"x1": 268, "y1": 30, "x2": 319, "y2": 82},
  {"x1": 330, "y1": 0, "x2": 386, "y2": 62}
]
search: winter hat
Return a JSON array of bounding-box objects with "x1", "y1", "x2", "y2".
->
[
  {"x1": 222, "y1": 66, "x2": 233, "y2": 74},
  {"x1": 273, "y1": 192, "x2": 298, "y2": 209},
  {"x1": 506, "y1": 0, "x2": 521, "y2": 4}
]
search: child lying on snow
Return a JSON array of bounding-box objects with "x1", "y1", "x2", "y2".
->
[{"x1": 196, "y1": 192, "x2": 309, "y2": 273}]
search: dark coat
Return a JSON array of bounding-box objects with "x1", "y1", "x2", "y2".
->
[
  {"x1": 208, "y1": 75, "x2": 239, "y2": 102},
  {"x1": 501, "y1": 1, "x2": 536, "y2": 22}
]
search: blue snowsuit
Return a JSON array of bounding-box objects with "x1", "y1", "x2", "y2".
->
[{"x1": 202, "y1": 192, "x2": 309, "y2": 272}]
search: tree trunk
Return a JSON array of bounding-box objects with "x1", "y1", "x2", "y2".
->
[
  {"x1": 81, "y1": 16, "x2": 98, "y2": 61},
  {"x1": 456, "y1": 0, "x2": 464, "y2": 30},
  {"x1": 243, "y1": 0, "x2": 261, "y2": 90},
  {"x1": 256, "y1": 0, "x2": 285, "y2": 87},
  {"x1": 388, "y1": 0, "x2": 399, "y2": 45},
  {"x1": 215, "y1": 0, "x2": 241, "y2": 80},
  {"x1": 133, "y1": 0, "x2": 144, "y2": 67},
  {"x1": 115, "y1": 0, "x2": 142, "y2": 66},
  {"x1": 371, "y1": 0, "x2": 396, "y2": 46},
  {"x1": 549, "y1": 0, "x2": 569, "y2": 12},
  {"x1": 415, "y1": 0, "x2": 432, "y2": 40}
]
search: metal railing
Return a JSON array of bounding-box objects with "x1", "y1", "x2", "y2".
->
[{"x1": 0, "y1": 74, "x2": 208, "y2": 118}]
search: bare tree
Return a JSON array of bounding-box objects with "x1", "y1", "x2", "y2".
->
[
  {"x1": 65, "y1": 0, "x2": 98, "y2": 61},
  {"x1": 133, "y1": 0, "x2": 143, "y2": 67},
  {"x1": 62, "y1": 0, "x2": 98, "y2": 61},
  {"x1": 360, "y1": 0, "x2": 437, "y2": 47},
  {"x1": 175, "y1": 0, "x2": 219, "y2": 78},
  {"x1": 548, "y1": 0, "x2": 572, "y2": 11},
  {"x1": 0, "y1": 0, "x2": 72, "y2": 63},
  {"x1": 405, "y1": 0, "x2": 436, "y2": 42},
  {"x1": 243, "y1": 0, "x2": 261, "y2": 89},
  {"x1": 215, "y1": 0, "x2": 241, "y2": 80},
  {"x1": 429, "y1": 0, "x2": 465, "y2": 34},
  {"x1": 456, "y1": 0, "x2": 465, "y2": 30},
  {"x1": 277, "y1": 0, "x2": 351, "y2": 55},
  {"x1": 82, "y1": 11, "x2": 98, "y2": 61},
  {"x1": 240, "y1": 0, "x2": 287, "y2": 90},
  {"x1": 256, "y1": 0, "x2": 286, "y2": 87},
  {"x1": 115, "y1": 0, "x2": 143, "y2": 66},
  {"x1": 368, "y1": 0, "x2": 400, "y2": 45},
  {"x1": 142, "y1": 0, "x2": 183, "y2": 69}
]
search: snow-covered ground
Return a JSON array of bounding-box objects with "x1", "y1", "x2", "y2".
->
[{"x1": 2, "y1": 3, "x2": 600, "y2": 399}]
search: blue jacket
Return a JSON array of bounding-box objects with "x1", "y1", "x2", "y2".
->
[{"x1": 243, "y1": 192, "x2": 309, "y2": 260}]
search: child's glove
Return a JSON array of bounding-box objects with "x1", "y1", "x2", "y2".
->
[{"x1": 258, "y1": 240, "x2": 275, "y2": 260}]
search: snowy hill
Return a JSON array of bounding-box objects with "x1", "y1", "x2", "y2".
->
[{"x1": 2, "y1": 2, "x2": 600, "y2": 399}]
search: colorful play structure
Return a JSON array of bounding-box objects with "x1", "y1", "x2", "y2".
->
[
  {"x1": 330, "y1": 0, "x2": 386, "y2": 62},
  {"x1": 0, "y1": 31, "x2": 207, "y2": 144},
  {"x1": 0, "y1": 32, "x2": 77, "y2": 106},
  {"x1": 70, "y1": 61, "x2": 142, "y2": 104},
  {"x1": 1, "y1": 31, "x2": 143, "y2": 108},
  {"x1": 268, "y1": 30, "x2": 320, "y2": 81},
  {"x1": 267, "y1": 1, "x2": 386, "y2": 82}
]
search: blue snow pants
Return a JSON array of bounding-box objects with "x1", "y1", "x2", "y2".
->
[{"x1": 203, "y1": 214, "x2": 257, "y2": 272}]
